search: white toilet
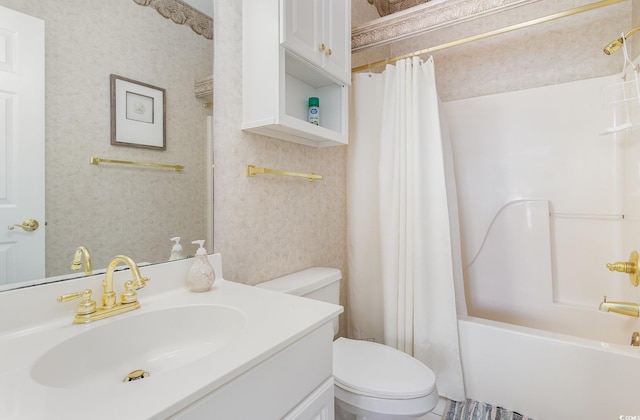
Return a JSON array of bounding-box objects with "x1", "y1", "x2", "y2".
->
[{"x1": 256, "y1": 267, "x2": 438, "y2": 420}]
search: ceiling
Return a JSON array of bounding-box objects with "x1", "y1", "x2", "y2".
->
[
  {"x1": 368, "y1": 0, "x2": 431, "y2": 16},
  {"x1": 183, "y1": 0, "x2": 212, "y2": 17},
  {"x1": 181, "y1": 0, "x2": 434, "y2": 20}
]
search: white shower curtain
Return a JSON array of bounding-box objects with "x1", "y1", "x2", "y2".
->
[{"x1": 348, "y1": 57, "x2": 466, "y2": 401}]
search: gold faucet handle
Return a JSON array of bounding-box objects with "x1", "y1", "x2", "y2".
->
[
  {"x1": 57, "y1": 289, "x2": 97, "y2": 315},
  {"x1": 120, "y1": 281, "x2": 138, "y2": 304},
  {"x1": 606, "y1": 251, "x2": 640, "y2": 287},
  {"x1": 606, "y1": 261, "x2": 637, "y2": 273},
  {"x1": 132, "y1": 276, "x2": 150, "y2": 290}
]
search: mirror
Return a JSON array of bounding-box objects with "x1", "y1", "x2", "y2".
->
[{"x1": 0, "y1": 0, "x2": 213, "y2": 290}]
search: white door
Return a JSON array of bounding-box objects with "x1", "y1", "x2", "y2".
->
[{"x1": 0, "y1": 6, "x2": 45, "y2": 285}]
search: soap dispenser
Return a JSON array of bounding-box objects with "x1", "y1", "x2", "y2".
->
[
  {"x1": 186, "y1": 240, "x2": 215, "y2": 292},
  {"x1": 169, "y1": 237, "x2": 185, "y2": 261}
]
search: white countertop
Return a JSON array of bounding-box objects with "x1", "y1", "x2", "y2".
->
[{"x1": 0, "y1": 255, "x2": 342, "y2": 419}]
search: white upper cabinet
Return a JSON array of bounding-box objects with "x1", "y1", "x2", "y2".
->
[
  {"x1": 281, "y1": 0, "x2": 351, "y2": 85},
  {"x1": 242, "y1": 0, "x2": 351, "y2": 147}
]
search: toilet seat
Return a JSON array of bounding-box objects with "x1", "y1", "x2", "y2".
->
[{"x1": 333, "y1": 337, "x2": 437, "y2": 399}]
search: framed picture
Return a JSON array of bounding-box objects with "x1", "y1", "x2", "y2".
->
[{"x1": 110, "y1": 74, "x2": 166, "y2": 150}]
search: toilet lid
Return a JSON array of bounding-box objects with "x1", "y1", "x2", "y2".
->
[{"x1": 333, "y1": 337, "x2": 437, "y2": 399}]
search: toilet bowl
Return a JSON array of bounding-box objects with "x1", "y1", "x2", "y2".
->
[{"x1": 256, "y1": 268, "x2": 438, "y2": 420}]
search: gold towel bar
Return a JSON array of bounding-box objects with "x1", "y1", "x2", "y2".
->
[
  {"x1": 90, "y1": 157, "x2": 184, "y2": 171},
  {"x1": 246, "y1": 165, "x2": 323, "y2": 181}
]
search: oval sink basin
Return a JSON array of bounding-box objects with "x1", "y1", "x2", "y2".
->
[{"x1": 31, "y1": 304, "x2": 246, "y2": 389}]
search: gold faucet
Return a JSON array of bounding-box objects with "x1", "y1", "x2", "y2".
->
[
  {"x1": 70, "y1": 246, "x2": 93, "y2": 275},
  {"x1": 599, "y1": 296, "x2": 639, "y2": 317},
  {"x1": 58, "y1": 255, "x2": 150, "y2": 324}
]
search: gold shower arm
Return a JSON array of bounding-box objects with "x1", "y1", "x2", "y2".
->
[{"x1": 246, "y1": 165, "x2": 323, "y2": 181}]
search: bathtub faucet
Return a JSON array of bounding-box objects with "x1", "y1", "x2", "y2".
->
[{"x1": 599, "y1": 296, "x2": 639, "y2": 317}]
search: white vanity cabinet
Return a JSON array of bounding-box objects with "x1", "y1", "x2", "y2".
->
[
  {"x1": 281, "y1": 0, "x2": 351, "y2": 85},
  {"x1": 168, "y1": 323, "x2": 336, "y2": 420},
  {"x1": 242, "y1": 0, "x2": 351, "y2": 147},
  {"x1": 0, "y1": 255, "x2": 343, "y2": 420}
]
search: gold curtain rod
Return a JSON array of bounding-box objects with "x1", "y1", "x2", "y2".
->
[
  {"x1": 246, "y1": 164, "x2": 323, "y2": 181},
  {"x1": 352, "y1": 0, "x2": 627, "y2": 72},
  {"x1": 90, "y1": 156, "x2": 184, "y2": 171}
]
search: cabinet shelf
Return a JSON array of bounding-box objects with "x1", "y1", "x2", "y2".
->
[
  {"x1": 242, "y1": 49, "x2": 347, "y2": 147},
  {"x1": 242, "y1": 0, "x2": 350, "y2": 147}
]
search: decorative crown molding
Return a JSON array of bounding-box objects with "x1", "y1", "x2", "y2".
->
[
  {"x1": 195, "y1": 75, "x2": 213, "y2": 99},
  {"x1": 133, "y1": 0, "x2": 213, "y2": 40},
  {"x1": 352, "y1": 0, "x2": 539, "y2": 52}
]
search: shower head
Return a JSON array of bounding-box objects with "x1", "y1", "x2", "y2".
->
[
  {"x1": 603, "y1": 37, "x2": 624, "y2": 55},
  {"x1": 604, "y1": 26, "x2": 640, "y2": 55}
]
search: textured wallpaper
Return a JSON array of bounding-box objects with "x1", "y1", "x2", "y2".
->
[
  {"x1": 0, "y1": 0, "x2": 213, "y2": 276},
  {"x1": 352, "y1": 0, "x2": 381, "y2": 26},
  {"x1": 212, "y1": 1, "x2": 348, "y2": 332}
]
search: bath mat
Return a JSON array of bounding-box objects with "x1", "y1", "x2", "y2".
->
[{"x1": 443, "y1": 398, "x2": 535, "y2": 420}]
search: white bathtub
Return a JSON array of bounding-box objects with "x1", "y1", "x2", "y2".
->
[{"x1": 458, "y1": 315, "x2": 640, "y2": 419}]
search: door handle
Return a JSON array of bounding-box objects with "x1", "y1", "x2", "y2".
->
[{"x1": 8, "y1": 219, "x2": 40, "y2": 232}]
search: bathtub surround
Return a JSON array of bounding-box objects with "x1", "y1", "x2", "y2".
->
[
  {"x1": 348, "y1": 57, "x2": 465, "y2": 401},
  {"x1": 443, "y1": 71, "x2": 640, "y2": 345}
]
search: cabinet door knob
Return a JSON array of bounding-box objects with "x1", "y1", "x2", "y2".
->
[
  {"x1": 326, "y1": 48, "x2": 332, "y2": 56},
  {"x1": 319, "y1": 43, "x2": 326, "y2": 51}
]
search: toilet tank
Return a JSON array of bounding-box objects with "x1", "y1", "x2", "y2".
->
[{"x1": 256, "y1": 267, "x2": 342, "y2": 334}]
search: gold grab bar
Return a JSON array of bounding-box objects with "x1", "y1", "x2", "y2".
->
[
  {"x1": 352, "y1": 0, "x2": 627, "y2": 72},
  {"x1": 246, "y1": 165, "x2": 323, "y2": 181},
  {"x1": 90, "y1": 157, "x2": 184, "y2": 171}
]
